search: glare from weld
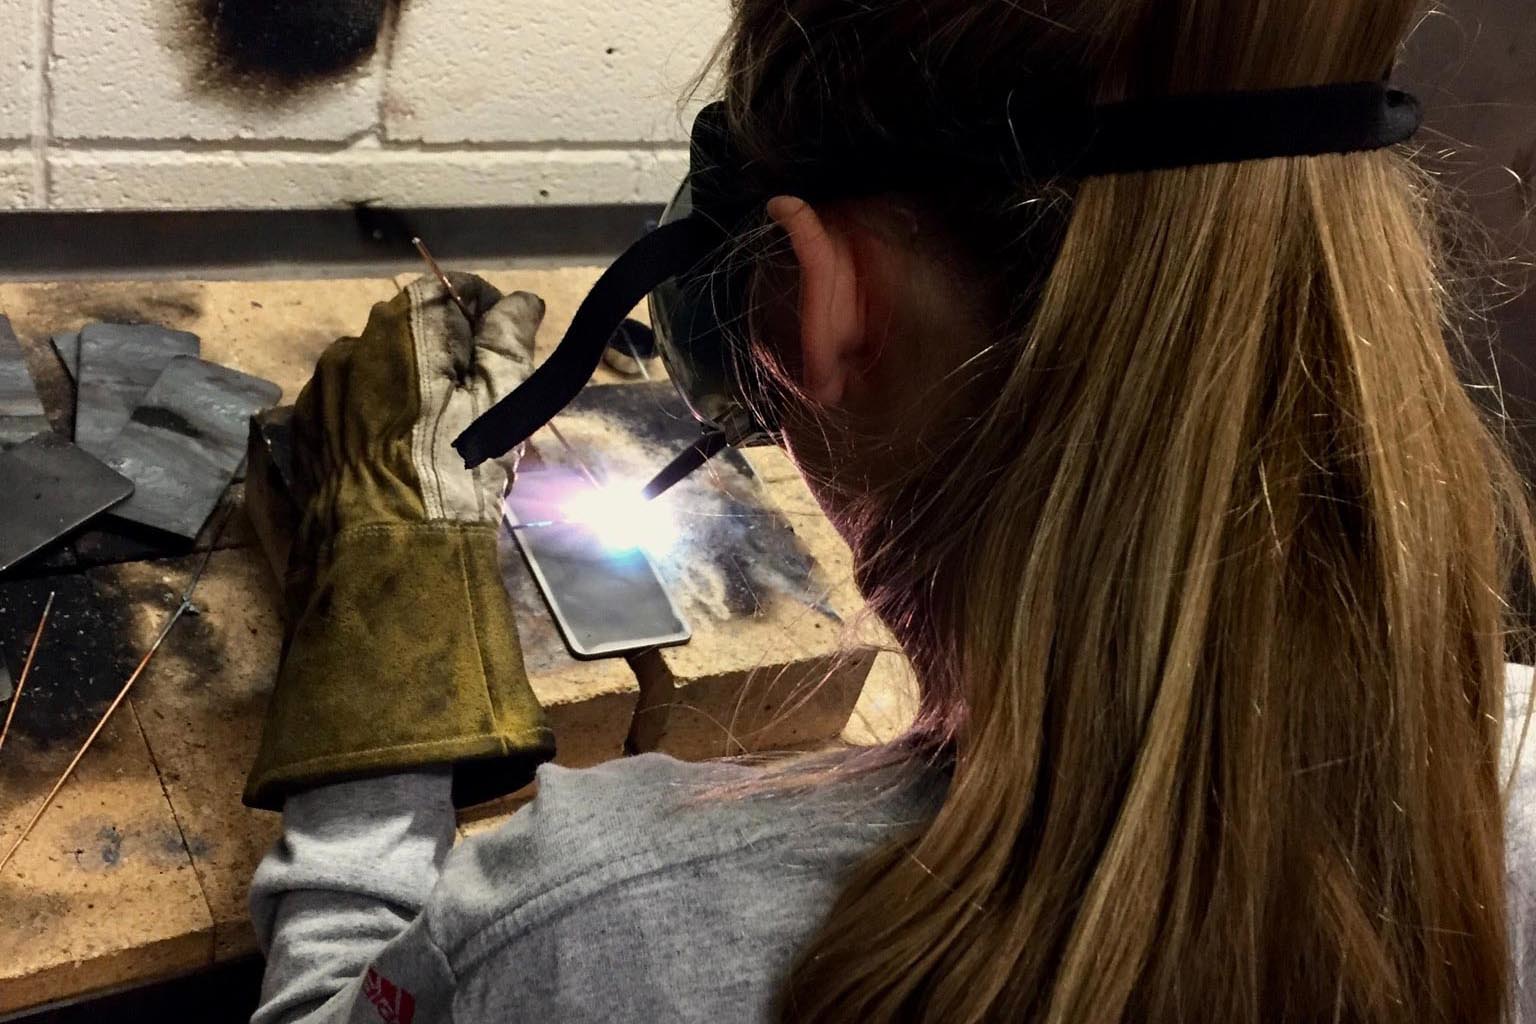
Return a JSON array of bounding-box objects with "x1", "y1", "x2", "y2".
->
[{"x1": 562, "y1": 483, "x2": 679, "y2": 555}]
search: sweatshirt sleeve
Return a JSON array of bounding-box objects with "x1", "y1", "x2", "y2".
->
[
  {"x1": 1505, "y1": 666, "x2": 1536, "y2": 1024},
  {"x1": 249, "y1": 770, "x2": 458, "y2": 1024}
]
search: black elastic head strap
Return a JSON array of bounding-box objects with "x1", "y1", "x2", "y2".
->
[
  {"x1": 454, "y1": 81, "x2": 1423, "y2": 470},
  {"x1": 779, "y1": 81, "x2": 1423, "y2": 194},
  {"x1": 1072, "y1": 82, "x2": 1422, "y2": 176}
]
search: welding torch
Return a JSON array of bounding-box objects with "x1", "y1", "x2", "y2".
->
[{"x1": 414, "y1": 238, "x2": 736, "y2": 506}]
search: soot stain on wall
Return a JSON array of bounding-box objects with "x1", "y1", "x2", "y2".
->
[{"x1": 173, "y1": 0, "x2": 390, "y2": 101}]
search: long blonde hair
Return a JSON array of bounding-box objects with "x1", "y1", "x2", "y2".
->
[{"x1": 717, "y1": 0, "x2": 1536, "y2": 1020}]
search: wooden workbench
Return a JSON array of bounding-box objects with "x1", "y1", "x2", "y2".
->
[{"x1": 0, "y1": 269, "x2": 916, "y2": 1014}]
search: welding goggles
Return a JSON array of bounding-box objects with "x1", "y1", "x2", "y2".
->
[{"x1": 453, "y1": 83, "x2": 1422, "y2": 499}]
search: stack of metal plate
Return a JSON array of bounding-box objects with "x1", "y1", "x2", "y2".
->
[
  {"x1": 0, "y1": 316, "x2": 281, "y2": 587},
  {"x1": 0, "y1": 316, "x2": 49, "y2": 448}
]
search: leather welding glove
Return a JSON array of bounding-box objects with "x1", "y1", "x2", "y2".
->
[{"x1": 244, "y1": 273, "x2": 555, "y2": 811}]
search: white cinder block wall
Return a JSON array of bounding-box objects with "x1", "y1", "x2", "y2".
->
[{"x1": 0, "y1": 0, "x2": 728, "y2": 210}]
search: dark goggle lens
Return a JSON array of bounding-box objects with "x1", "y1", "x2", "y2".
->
[{"x1": 647, "y1": 180, "x2": 774, "y2": 446}]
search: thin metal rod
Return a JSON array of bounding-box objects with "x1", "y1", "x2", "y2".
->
[
  {"x1": 506, "y1": 518, "x2": 561, "y2": 531},
  {"x1": 0, "y1": 604, "x2": 188, "y2": 874},
  {"x1": 640, "y1": 430, "x2": 731, "y2": 501},
  {"x1": 411, "y1": 237, "x2": 475, "y2": 324},
  {"x1": 0, "y1": 592, "x2": 55, "y2": 761},
  {"x1": 543, "y1": 421, "x2": 603, "y2": 490},
  {"x1": 180, "y1": 509, "x2": 227, "y2": 605},
  {"x1": 624, "y1": 335, "x2": 652, "y2": 381},
  {"x1": 0, "y1": 518, "x2": 226, "y2": 875}
]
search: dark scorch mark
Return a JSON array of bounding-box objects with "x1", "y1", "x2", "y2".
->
[
  {"x1": 197, "y1": 0, "x2": 389, "y2": 81},
  {"x1": 99, "y1": 825, "x2": 123, "y2": 867},
  {"x1": 130, "y1": 405, "x2": 204, "y2": 441}
]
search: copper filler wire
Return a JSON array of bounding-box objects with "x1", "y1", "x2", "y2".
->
[
  {"x1": 0, "y1": 592, "x2": 56, "y2": 761},
  {"x1": 0, "y1": 522, "x2": 225, "y2": 875}
]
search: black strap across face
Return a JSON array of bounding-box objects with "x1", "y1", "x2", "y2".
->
[{"x1": 453, "y1": 80, "x2": 1423, "y2": 471}]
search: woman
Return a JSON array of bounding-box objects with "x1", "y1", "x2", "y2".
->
[{"x1": 252, "y1": 0, "x2": 1536, "y2": 1020}]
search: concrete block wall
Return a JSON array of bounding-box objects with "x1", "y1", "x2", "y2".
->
[{"x1": 0, "y1": 0, "x2": 726, "y2": 210}]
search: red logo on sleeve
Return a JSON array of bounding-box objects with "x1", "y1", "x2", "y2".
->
[{"x1": 363, "y1": 967, "x2": 417, "y2": 1024}]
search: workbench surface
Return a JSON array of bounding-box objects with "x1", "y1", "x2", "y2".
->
[{"x1": 0, "y1": 270, "x2": 915, "y2": 1014}]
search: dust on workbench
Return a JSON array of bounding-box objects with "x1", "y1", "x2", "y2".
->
[
  {"x1": 0, "y1": 572, "x2": 141, "y2": 753},
  {"x1": 0, "y1": 559, "x2": 241, "y2": 769}
]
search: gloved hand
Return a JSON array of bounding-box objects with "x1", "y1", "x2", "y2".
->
[{"x1": 244, "y1": 273, "x2": 555, "y2": 811}]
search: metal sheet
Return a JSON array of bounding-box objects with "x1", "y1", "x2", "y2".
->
[
  {"x1": 103, "y1": 356, "x2": 280, "y2": 538},
  {"x1": 507, "y1": 469, "x2": 690, "y2": 659},
  {"x1": 0, "y1": 431, "x2": 134, "y2": 574},
  {"x1": 558, "y1": 382, "x2": 836, "y2": 621},
  {"x1": 75, "y1": 322, "x2": 200, "y2": 458},
  {"x1": 0, "y1": 315, "x2": 49, "y2": 449}
]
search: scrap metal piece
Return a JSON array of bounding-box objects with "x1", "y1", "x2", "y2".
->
[
  {"x1": 0, "y1": 432, "x2": 134, "y2": 574},
  {"x1": 103, "y1": 356, "x2": 280, "y2": 538},
  {"x1": 0, "y1": 315, "x2": 50, "y2": 448},
  {"x1": 254, "y1": 405, "x2": 296, "y2": 492},
  {"x1": 51, "y1": 330, "x2": 80, "y2": 382},
  {"x1": 246, "y1": 406, "x2": 299, "y2": 584},
  {"x1": 75, "y1": 322, "x2": 200, "y2": 457}
]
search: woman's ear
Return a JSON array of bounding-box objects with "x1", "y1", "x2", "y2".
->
[{"x1": 766, "y1": 195, "x2": 866, "y2": 407}]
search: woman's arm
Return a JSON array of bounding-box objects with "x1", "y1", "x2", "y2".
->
[
  {"x1": 250, "y1": 771, "x2": 456, "y2": 1024},
  {"x1": 242, "y1": 275, "x2": 553, "y2": 1020}
]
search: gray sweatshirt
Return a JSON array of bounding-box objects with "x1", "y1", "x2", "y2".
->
[{"x1": 252, "y1": 667, "x2": 1536, "y2": 1024}]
